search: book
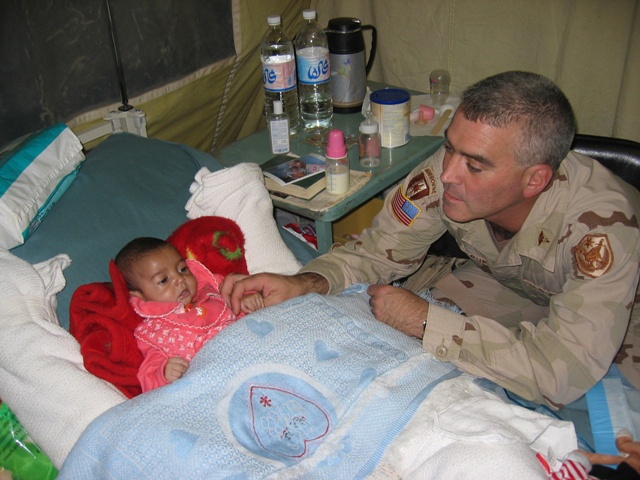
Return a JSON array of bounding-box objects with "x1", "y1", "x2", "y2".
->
[{"x1": 261, "y1": 153, "x2": 327, "y2": 200}]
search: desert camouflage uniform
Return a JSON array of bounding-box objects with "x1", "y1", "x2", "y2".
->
[{"x1": 300, "y1": 147, "x2": 640, "y2": 408}]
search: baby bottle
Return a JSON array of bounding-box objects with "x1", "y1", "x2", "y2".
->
[
  {"x1": 325, "y1": 129, "x2": 350, "y2": 195},
  {"x1": 358, "y1": 112, "x2": 381, "y2": 168}
]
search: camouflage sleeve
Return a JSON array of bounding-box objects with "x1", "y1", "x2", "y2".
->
[
  {"x1": 424, "y1": 219, "x2": 640, "y2": 408},
  {"x1": 299, "y1": 150, "x2": 448, "y2": 294}
]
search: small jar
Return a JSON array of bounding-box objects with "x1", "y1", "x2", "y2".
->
[{"x1": 358, "y1": 114, "x2": 381, "y2": 168}]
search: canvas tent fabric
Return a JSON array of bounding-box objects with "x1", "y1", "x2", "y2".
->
[
  {"x1": 319, "y1": 0, "x2": 639, "y2": 145},
  {"x1": 2, "y1": 0, "x2": 638, "y2": 153}
]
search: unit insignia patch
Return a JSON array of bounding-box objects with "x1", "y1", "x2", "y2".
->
[
  {"x1": 406, "y1": 167, "x2": 437, "y2": 201},
  {"x1": 573, "y1": 234, "x2": 613, "y2": 278}
]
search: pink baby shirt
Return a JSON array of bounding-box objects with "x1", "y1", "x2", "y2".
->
[{"x1": 131, "y1": 259, "x2": 241, "y2": 392}]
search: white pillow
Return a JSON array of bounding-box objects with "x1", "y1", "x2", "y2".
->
[
  {"x1": 0, "y1": 249, "x2": 126, "y2": 468},
  {"x1": 0, "y1": 124, "x2": 85, "y2": 249},
  {"x1": 185, "y1": 163, "x2": 302, "y2": 275}
]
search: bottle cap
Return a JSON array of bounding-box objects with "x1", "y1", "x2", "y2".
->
[
  {"x1": 302, "y1": 10, "x2": 316, "y2": 20},
  {"x1": 326, "y1": 129, "x2": 347, "y2": 159},
  {"x1": 267, "y1": 15, "x2": 281, "y2": 26},
  {"x1": 359, "y1": 114, "x2": 379, "y2": 134},
  {"x1": 273, "y1": 100, "x2": 283, "y2": 115}
]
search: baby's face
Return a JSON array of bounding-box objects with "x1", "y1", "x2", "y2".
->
[{"x1": 129, "y1": 245, "x2": 198, "y2": 305}]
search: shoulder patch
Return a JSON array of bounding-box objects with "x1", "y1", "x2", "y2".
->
[
  {"x1": 406, "y1": 167, "x2": 437, "y2": 200},
  {"x1": 392, "y1": 188, "x2": 422, "y2": 226},
  {"x1": 572, "y1": 234, "x2": 614, "y2": 278}
]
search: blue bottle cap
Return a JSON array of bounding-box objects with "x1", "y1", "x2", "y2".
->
[{"x1": 370, "y1": 88, "x2": 410, "y2": 105}]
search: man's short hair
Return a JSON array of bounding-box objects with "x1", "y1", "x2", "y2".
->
[{"x1": 460, "y1": 71, "x2": 576, "y2": 170}]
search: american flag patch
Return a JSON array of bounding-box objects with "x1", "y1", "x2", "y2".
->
[{"x1": 392, "y1": 188, "x2": 421, "y2": 226}]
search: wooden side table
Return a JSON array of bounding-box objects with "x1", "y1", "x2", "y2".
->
[{"x1": 213, "y1": 100, "x2": 445, "y2": 254}]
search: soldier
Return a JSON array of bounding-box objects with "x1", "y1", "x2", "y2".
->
[{"x1": 222, "y1": 71, "x2": 640, "y2": 410}]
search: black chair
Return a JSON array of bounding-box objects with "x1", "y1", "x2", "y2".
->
[
  {"x1": 570, "y1": 134, "x2": 640, "y2": 191},
  {"x1": 429, "y1": 133, "x2": 640, "y2": 258}
]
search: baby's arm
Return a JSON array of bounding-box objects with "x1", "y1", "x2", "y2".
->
[
  {"x1": 164, "y1": 357, "x2": 190, "y2": 383},
  {"x1": 240, "y1": 292, "x2": 265, "y2": 314}
]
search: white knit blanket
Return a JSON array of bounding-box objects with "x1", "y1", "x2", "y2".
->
[{"x1": 0, "y1": 250, "x2": 126, "y2": 468}]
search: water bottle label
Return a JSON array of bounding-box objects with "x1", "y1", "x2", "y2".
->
[
  {"x1": 297, "y1": 48, "x2": 330, "y2": 85},
  {"x1": 262, "y1": 59, "x2": 297, "y2": 92}
]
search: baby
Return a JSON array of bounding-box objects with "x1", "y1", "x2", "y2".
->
[{"x1": 115, "y1": 237, "x2": 263, "y2": 392}]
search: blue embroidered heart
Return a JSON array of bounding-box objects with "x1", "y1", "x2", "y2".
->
[
  {"x1": 168, "y1": 429, "x2": 198, "y2": 458},
  {"x1": 315, "y1": 340, "x2": 339, "y2": 361},
  {"x1": 246, "y1": 318, "x2": 274, "y2": 337},
  {"x1": 229, "y1": 372, "x2": 337, "y2": 465},
  {"x1": 249, "y1": 386, "x2": 331, "y2": 458}
]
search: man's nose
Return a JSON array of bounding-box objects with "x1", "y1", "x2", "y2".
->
[
  {"x1": 440, "y1": 155, "x2": 460, "y2": 185},
  {"x1": 174, "y1": 275, "x2": 186, "y2": 286}
]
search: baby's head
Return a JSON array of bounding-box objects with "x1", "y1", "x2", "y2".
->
[{"x1": 115, "y1": 237, "x2": 197, "y2": 305}]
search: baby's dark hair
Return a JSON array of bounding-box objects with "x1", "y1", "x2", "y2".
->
[{"x1": 115, "y1": 237, "x2": 172, "y2": 290}]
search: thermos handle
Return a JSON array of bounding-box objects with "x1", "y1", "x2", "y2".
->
[{"x1": 361, "y1": 24, "x2": 377, "y2": 75}]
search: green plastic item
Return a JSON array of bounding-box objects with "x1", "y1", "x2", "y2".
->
[{"x1": 0, "y1": 403, "x2": 57, "y2": 480}]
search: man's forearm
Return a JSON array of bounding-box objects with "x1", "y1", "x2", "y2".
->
[{"x1": 296, "y1": 272, "x2": 330, "y2": 295}]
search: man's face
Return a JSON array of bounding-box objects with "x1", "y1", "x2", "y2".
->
[
  {"x1": 129, "y1": 245, "x2": 198, "y2": 305},
  {"x1": 440, "y1": 111, "x2": 530, "y2": 226}
]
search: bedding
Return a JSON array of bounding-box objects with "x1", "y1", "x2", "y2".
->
[
  {"x1": 0, "y1": 131, "x2": 581, "y2": 477},
  {"x1": 0, "y1": 124, "x2": 84, "y2": 249},
  {"x1": 59, "y1": 286, "x2": 577, "y2": 479},
  {"x1": 0, "y1": 249, "x2": 126, "y2": 468},
  {"x1": 9, "y1": 133, "x2": 314, "y2": 330}
]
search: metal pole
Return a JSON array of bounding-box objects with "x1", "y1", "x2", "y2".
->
[{"x1": 104, "y1": 0, "x2": 132, "y2": 111}]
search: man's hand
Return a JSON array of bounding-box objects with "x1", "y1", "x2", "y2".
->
[
  {"x1": 367, "y1": 284, "x2": 429, "y2": 338},
  {"x1": 164, "y1": 357, "x2": 189, "y2": 383},
  {"x1": 221, "y1": 272, "x2": 329, "y2": 315}
]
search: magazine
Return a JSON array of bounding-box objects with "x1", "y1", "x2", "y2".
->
[{"x1": 261, "y1": 153, "x2": 327, "y2": 200}]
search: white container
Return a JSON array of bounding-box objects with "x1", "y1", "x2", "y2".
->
[
  {"x1": 268, "y1": 100, "x2": 290, "y2": 154},
  {"x1": 370, "y1": 88, "x2": 410, "y2": 148}
]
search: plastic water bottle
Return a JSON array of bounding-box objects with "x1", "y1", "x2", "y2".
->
[
  {"x1": 294, "y1": 9, "x2": 333, "y2": 130},
  {"x1": 261, "y1": 15, "x2": 300, "y2": 134}
]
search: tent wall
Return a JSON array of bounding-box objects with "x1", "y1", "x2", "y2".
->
[
  {"x1": 316, "y1": 0, "x2": 640, "y2": 143},
  {"x1": 3, "y1": 1, "x2": 638, "y2": 153},
  {"x1": 65, "y1": 0, "x2": 311, "y2": 152}
]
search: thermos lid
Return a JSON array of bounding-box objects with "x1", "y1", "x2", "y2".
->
[
  {"x1": 326, "y1": 17, "x2": 362, "y2": 33},
  {"x1": 370, "y1": 88, "x2": 410, "y2": 105}
]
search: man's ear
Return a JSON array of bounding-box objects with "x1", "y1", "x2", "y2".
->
[
  {"x1": 129, "y1": 289, "x2": 144, "y2": 299},
  {"x1": 523, "y1": 164, "x2": 554, "y2": 199}
]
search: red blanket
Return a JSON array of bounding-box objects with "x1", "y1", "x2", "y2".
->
[{"x1": 69, "y1": 260, "x2": 143, "y2": 398}]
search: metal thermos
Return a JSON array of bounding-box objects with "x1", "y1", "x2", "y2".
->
[{"x1": 325, "y1": 17, "x2": 377, "y2": 113}]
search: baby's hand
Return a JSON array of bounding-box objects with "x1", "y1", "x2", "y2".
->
[
  {"x1": 164, "y1": 357, "x2": 189, "y2": 383},
  {"x1": 240, "y1": 292, "x2": 265, "y2": 314}
]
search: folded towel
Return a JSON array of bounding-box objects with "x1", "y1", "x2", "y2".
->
[
  {"x1": 69, "y1": 260, "x2": 143, "y2": 398},
  {"x1": 185, "y1": 164, "x2": 302, "y2": 275}
]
